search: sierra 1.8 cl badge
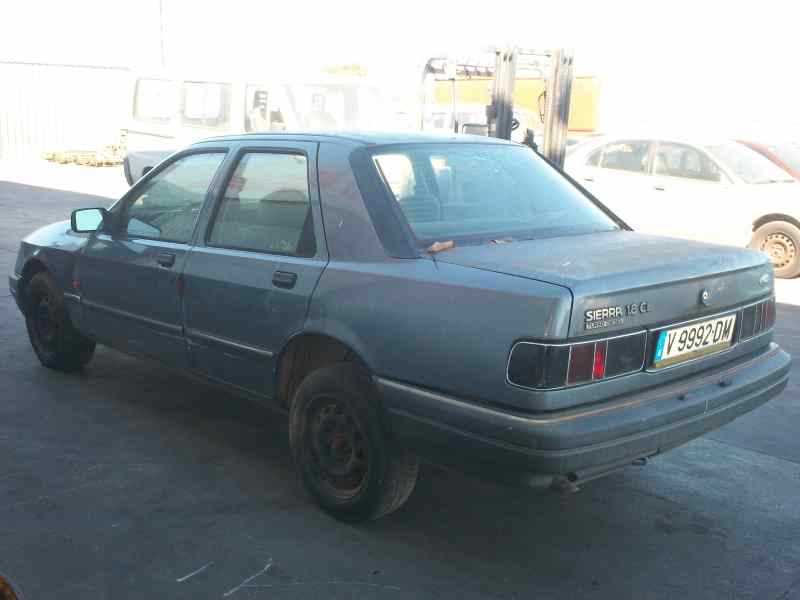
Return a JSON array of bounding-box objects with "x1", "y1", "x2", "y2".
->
[{"x1": 585, "y1": 301, "x2": 650, "y2": 330}]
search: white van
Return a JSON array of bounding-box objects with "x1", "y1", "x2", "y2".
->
[{"x1": 122, "y1": 70, "x2": 391, "y2": 184}]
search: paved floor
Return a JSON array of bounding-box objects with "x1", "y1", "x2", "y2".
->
[{"x1": 1, "y1": 164, "x2": 799, "y2": 599}]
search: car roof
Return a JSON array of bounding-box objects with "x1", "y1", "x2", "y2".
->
[
  {"x1": 573, "y1": 133, "x2": 732, "y2": 149},
  {"x1": 195, "y1": 131, "x2": 519, "y2": 147}
]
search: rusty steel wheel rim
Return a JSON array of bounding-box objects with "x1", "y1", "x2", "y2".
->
[
  {"x1": 306, "y1": 396, "x2": 369, "y2": 500},
  {"x1": 33, "y1": 293, "x2": 60, "y2": 350}
]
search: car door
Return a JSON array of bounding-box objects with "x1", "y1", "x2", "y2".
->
[
  {"x1": 648, "y1": 141, "x2": 737, "y2": 243},
  {"x1": 76, "y1": 149, "x2": 228, "y2": 366},
  {"x1": 575, "y1": 139, "x2": 655, "y2": 228},
  {"x1": 181, "y1": 142, "x2": 327, "y2": 396}
]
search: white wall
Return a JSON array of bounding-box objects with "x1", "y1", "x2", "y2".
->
[{"x1": 0, "y1": 62, "x2": 130, "y2": 159}]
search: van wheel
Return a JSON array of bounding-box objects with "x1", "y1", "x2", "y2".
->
[
  {"x1": 25, "y1": 272, "x2": 95, "y2": 371},
  {"x1": 289, "y1": 363, "x2": 419, "y2": 522},
  {"x1": 750, "y1": 220, "x2": 800, "y2": 279}
]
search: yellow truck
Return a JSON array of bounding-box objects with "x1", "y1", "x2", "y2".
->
[{"x1": 432, "y1": 75, "x2": 601, "y2": 134}]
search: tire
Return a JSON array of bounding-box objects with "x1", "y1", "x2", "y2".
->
[
  {"x1": 24, "y1": 272, "x2": 95, "y2": 372},
  {"x1": 749, "y1": 220, "x2": 800, "y2": 279},
  {"x1": 289, "y1": 363, "x2": 419, "y2": 522}
]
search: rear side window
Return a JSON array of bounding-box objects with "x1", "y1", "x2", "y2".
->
[
  {"x1": 208, "y1": 153, "x2": 315, "y2": 257},
  {"x1": 654, "y1": 143, "x2": 721, "y2": 181},
  {"x1": 599, "y1": 140, "x2": 651, "y2": 173},
  {"x1": 134, "y1": 78, "x2": 174, "y2": 123},
  {"x1": 123, "y1": 152, "x2": 226, "y2": 243},
  {"x1": 181, "y1": 81, "x2": 231, "y2": 128}
]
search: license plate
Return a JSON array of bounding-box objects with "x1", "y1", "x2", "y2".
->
[{"x1": 653, "y1": 314, "x2": 737, "y2": 368}]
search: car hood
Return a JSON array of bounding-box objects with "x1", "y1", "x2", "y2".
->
[
  {"x1": 22, "y1": 220, "x2": 89, "y2": 251},
  {"x1": 436, "y1": 231, "x2": 773, "y2": 337}
]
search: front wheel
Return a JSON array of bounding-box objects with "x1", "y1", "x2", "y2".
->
[
  {"x1": 289, "y1": 363, "x2": 419, "y2": 522},
  {"x1": 749, "y1": 220, "x2": 800, "y2": 279},
  {"x1": 25, "y1": 272, "x2": 95, "y2": 371}
]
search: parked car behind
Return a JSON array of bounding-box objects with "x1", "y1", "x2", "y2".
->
[
  {"x1": 565, "y1": 135, "x2": 800, "y2": 277},
  {"x1": 10, "y1": 132, "x2": 789, "y2": 522},
  {"x1": 737, "y1": 140, "x2": 800, "y2": 181}
]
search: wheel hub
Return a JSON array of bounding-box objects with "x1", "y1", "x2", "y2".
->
[
  {"x1": 35, "y1": 294, "x2": 59, "y2": 345},
  {"x1": 309, "y1": 399, "x2": 368, "y2": 496},
  {"x1": 762, "y1": 232, "x2": 796, "y2": 269}
]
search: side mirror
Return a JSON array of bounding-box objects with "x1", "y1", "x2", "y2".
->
[{"x1": 71, "y1": 208, "x2": 109, "y2": 233}]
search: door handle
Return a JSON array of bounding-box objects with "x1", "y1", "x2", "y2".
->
[
  {"x1": 272, "y1": 270, "x2": 297, "y2": 289},
  {"x1": 156, "y1": 252, "x2": 176, "y2": 267},
  {"x1": 654, "y1": 184, "x2": 666, "y2": 191},
  {"x1": 583, "y1": 176, "x2": 594, "y2": 182}
]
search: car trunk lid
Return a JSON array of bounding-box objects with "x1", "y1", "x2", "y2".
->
[{"x1": 436, "y1": 231, "x2": 773, "y2": 338}]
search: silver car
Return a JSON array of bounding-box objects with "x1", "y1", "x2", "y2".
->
[{"x1": 566, "y1": 135, "x2": 800, "y2": 277}]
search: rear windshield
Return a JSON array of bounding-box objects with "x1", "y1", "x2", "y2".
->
[{"x1": 372, "y1": 144, "x2": 619, "y2": 244}]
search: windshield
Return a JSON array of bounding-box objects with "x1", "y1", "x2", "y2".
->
[
  {"x1": 372, "y1": 144, "x2": 619, "y2": 244},
  {"x1": 767, "y1": 143, "x2": 800, "y2": 174},
  {"x1": 283, "y1": 84, "x2": 386, "y2": 130},
  {"x1": 705, "y1": 142, "x2": 795, "y2": 183}
]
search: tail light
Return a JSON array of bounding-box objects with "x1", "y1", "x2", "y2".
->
[
  {"x1": 508, "y1": 331, "x2": 646, "y2": 390},
  {"x1": 739, "y1": 297, "x2": 776, "y2": 341}
]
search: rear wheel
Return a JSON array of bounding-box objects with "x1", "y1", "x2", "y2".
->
[
  {"x1": 289, "y1": 363, "x2": 419, "y2": 522},
  {"x1": 750, "y1": 220, "x2": 800, "y2": 279},
  {"x1": 25, "y1": 272, "x2": 95, "y2": 371}
]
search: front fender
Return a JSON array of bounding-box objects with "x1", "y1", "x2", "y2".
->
[{"x1": 15, "y1": 220, "x2": 89, "y2": 306}]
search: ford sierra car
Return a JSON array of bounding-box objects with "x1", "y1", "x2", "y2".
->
[{"x1": 9, "y1": 132, "x2": 790, "y2": 521}]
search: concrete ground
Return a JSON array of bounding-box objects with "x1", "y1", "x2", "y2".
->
[{"x1": 1, "y1": 162, "x2": 799, "y2": 599}]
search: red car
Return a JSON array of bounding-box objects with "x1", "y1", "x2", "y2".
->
[{"x1": 738, "y1": 140, "x2": 800, "y2": 181}]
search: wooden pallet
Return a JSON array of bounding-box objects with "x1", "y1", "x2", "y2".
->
[{"x1": 42, "y1": 145, "x2": 124, "y2": 167}]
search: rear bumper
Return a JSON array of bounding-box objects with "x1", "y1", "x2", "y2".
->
[{"x1": 378, "y1": 343, "x2": 790, "y2": 485}]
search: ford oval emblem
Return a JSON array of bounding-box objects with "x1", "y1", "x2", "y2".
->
[{"x1": 700, "y1": 288, "x2": 712, "y2": 306}]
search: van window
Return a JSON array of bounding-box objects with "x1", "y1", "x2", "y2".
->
[
  {"x1": 134, "y1": 78, "x2": 174, "y2": 124},
  {"x1": 181, "y1": 81, "x2": 231, "y2": 128},
  {"x1": 244, "y1": 85, "x2": 286, "y2": 132}
]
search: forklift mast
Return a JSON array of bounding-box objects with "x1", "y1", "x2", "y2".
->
[{"x1": 420, "y1": 48, "x2": 575, "y2": 169}]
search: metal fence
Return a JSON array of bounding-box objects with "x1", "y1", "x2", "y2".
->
[{"x1": 0, "y1": 61, "x2": 130, "y2": 160}]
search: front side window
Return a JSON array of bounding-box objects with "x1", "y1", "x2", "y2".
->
[
  {"x1": 654, "y1": 143, "x2": 721, "y2": 182},
  {"x1": 134, "y1": 78, "x2": 174, "y2": 124},
  {"x1": 599, "y1": 140, "x2": 651, "y2": 173},
  {"x1": 122, "y1": 152, "x2": 225, "y2": 242},
  {"x1": 208, "y1": 153, "x2": 314, "y2": 256},
  {"x1": 181, "y1": 81, "x2": 231, "y2": 128},
  {"x1": 372, "y1": 144, "x2": 619, "y2": 244}
]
